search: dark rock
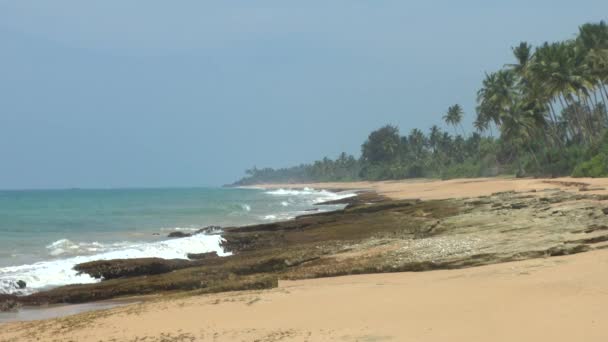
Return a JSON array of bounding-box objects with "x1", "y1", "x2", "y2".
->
[
  {"x1": 543, "y1": 180, "x2": 590, "y2": 188},
  {"x1": 579, "y1": 187, "x2": 606, "y2": 192},
  {"x1": 74, "y1": 258, "x2": 194, "y2": 280},
  {"x1": 585, "y1": 225, "x2": 608, "y2": 234},
  {"x1": 0, "y1": 294, "x2": 21, "y2": 312},
  {"x1": 23, "y1": 273, "x2": 278, "y2": 305},
  {"x1": 492, "y1": 191, "x2": 516, "y2": 196},
  {"x1": 568, "y1": 234, "x2": 608, "y2": 245},
  {"x1": 187, "y1": 251, "x2": 219, "y2": 260},
  {"x1": 168, "y1": 231, "x2": 191, "y2": 238},
  {"x1": 16, "y1": 280, "x2": 26, "y2": 289},
  {"x1": 195, "y1": 226, "x2": 223, "y2": 235},
  {"x1": 546, "y1": 244, "x2": 591, "y2": 256},
  {"x1": 468, "y1": 200, "x2": 492, "y2": 206},
  {"x1": 510, "y1": 203, "x2": 528, "y2": 209},
  {"x1": 602, "y1": 208, "x2": 608, "y2": 215},
  {"x1": 233, "y1": 258, "x2": 289, "y2": 275}
]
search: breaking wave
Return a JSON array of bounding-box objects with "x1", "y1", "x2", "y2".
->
[
  {"x1": 0, "y1": 234, "x2": 230, "y2": 296},
  {"x1": 264, "y1": 188, "x2": 355, "y2": 204}
]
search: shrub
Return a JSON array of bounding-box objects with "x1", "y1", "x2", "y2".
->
[{"x1": 572, "y1": 153, "x2": 608, "y2": 177}]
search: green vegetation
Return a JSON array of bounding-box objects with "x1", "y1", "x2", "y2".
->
[{"x1": 235, "y1": 21, "x2": 608, "y2": 185}]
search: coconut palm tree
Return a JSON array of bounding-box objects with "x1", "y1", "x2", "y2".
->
[
  {"x1": 428, "y1": 125, "x2": 441, "y2": 154},
  {"x1": 443, "y1": 104, "x2": 465, "y2": 136}
]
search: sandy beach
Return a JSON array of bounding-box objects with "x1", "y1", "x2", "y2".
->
[
  {"x1": 252, "y1": 176, "x2": 608, "y2": 200},
  {"x1": 2, "y1": 177, "x2": 608, "y2": 341},
  {"x1": 1, "y1": 248, "x2": 607, "y2": 341}
]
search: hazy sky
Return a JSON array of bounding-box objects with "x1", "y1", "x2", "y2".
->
[{"x1": 1, "y1": 1, "x2": 607, "y2": 189}]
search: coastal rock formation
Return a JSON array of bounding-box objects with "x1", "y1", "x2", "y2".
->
[
  {"x1": 195, "y1": 226, "x2": 223, "y2": 235},
  {"x1": 167, "y1": 231, "x2": 191, "y2": 238},
  {"x1": 74, "y1": 258, "x2": 194, "y2": 279},
  {"x1": 187, "y1": 251, "x2": 219, "y2": 260},
  {"x1": 167, "y1": 226, "x2": 223, "y2": 238},
  {"x1": 0, "y1": 294, "x2": 20, "y2": 312},
  {"x1": 9, "y1": 188, "x2": 608, "y2": 307}
]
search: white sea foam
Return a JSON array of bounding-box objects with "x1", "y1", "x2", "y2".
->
[
  {"x1": 46, "y1": 239, "x2": 131, "y2": 257},
  {"x1": 264, "y1": 187, "x2": 316, "y2": 196},
  {"x1": 0, "y1": 188, "x2": 355, "y2": 296},
  {"x1": 265, "y1": 188, "x2": 356, "y2": 204},
  {"x1": 258, "y1": 188, "x2": 357, "y2": 222},
  {"x1": 0, "y1": 234, "x2": 230, "y2": 296}
]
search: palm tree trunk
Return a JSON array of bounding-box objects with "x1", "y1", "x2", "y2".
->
[
  {"x1": 600, "y1": 82, "x2": 608, "y2": 105},
  {"x1": 590, "y1": 90, "x2": 607, "y2": 125},
  {"x1": 592, "y1": 90, "x2": 600, "y2": 109},
  {"x1": 547, "y1": 101, "x2": 565, "y2": 150},
  {"x1": 561, "y1": 93, "x2": 590, "y2": 144},
  {"x1": 527, "y1": 144, "x2": 542, "y2": 173},
  {"x1": 581, "y1": 95, "x2": 597, "y2": 140},
  {"x1": 558, "y1": 94, "x2": 582, "y2": 141},
  {"x1": 597, "y1": 83, "x2": 608, "y2": 122}
]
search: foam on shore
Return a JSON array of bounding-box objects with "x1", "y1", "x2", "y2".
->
[{"x1": 0, "y1": 234, "x2": 229, "y2": 295}]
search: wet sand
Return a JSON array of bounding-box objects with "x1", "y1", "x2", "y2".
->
[{"x1": 0, "y1": 299, "x2": 135, "y2": 323}]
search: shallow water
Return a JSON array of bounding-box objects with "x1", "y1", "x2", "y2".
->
[
  {"x1": 0, "y1": 299, "x2": 137, "y2": 323},
  {"x1": 0, "y1": 187, "x2": 354, "y2": 295}
]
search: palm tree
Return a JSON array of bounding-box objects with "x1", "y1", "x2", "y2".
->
[
  {"x1": 507, "y1": 42, "x2": 533, "y2": 84},
  {"x1": 578, "y1": 21, "x2": 608, "y2": 121},
  {"x1": 408, "y1": 128, "x2": 427, "y2": 161},
  {"x1": 500, "y1": 99, "x2": 542, "y2": 174},
  {"x1": 473, "y1": 117, "x2": 489, "y2": 134},
  {"x1": 443, "y1": 104, "x2": 465, "y2": 136},
  {"x1": 428, "y1": 125, "x2": 441, "y2": 154}
]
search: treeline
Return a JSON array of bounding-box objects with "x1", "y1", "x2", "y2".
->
[
  {"x1": 234, "y1": 21, "x2": 608, "y2": 186},
  {"x1": 237, "y1": 153, "x2": 361, "y2": 185}
]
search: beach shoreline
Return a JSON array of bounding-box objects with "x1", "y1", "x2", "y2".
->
[
  {"x1": 2, "y1": 248, "x2": 608, "y2": 341},
  {"x1": 241, "y1": 176, "x2": 608, "y2": 200},
  {"x1": 2, "y1": 177, "x2": 608, "y2": 341}
]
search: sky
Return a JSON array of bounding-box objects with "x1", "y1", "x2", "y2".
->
[{"x1": 1, "y1": 1, "x2": 607, "y2": 189}]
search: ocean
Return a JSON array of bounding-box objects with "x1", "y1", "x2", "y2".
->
[{"x1": 0, "y1": 187, "x2": 354, "y2": 295}]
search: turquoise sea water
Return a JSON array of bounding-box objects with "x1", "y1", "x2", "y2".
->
[{"x1": 0, "y1": 187, "x2": 353, "y2": 294}]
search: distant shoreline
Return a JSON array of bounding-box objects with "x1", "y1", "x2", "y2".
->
[{"x1": 241, "y1": 176, "x2": 608, "y2": 200}]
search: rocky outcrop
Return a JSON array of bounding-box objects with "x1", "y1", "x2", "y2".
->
[
  {"x1": 0, "y1": 294, "x2": 21, "y2": 312},
  {"x1": 22, "y1": 273, "x2": 278, "y2": 305},
  {"x1": 74, "y1": 258, "x2": 194, "y2": 279},
  {"x1": 167, "y1": 226, "x2": 223, "y2": 238},
  {"x1": 167, "y1": 231, "x2": 191, "y2": 238},
  {"x1": 187, "y1": 251, "x2": 219, "y2": 260},
  {"x1": 10, "y1": 188, "x2": 608, "y2": 308},
  {"x1": 195, "y1": 226, "x2": 223, "y2": 235}
]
